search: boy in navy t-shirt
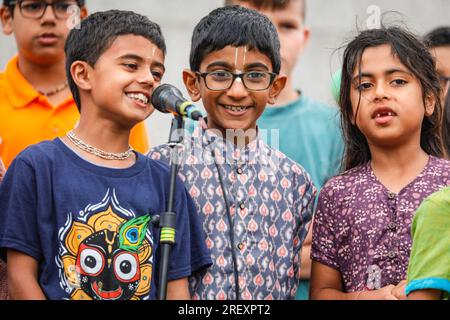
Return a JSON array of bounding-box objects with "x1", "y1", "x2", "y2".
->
[{"x1": 0, "y1": 10, "x2": 211, "y2": 300}]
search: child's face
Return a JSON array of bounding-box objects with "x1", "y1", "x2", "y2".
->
[
  {"x1": 0, "y1": 1, "x2": 88, "y2": 64},
  {"x1": 80, "y1": 35, "x2": 165, "y2": 127},
  {"x1": 350, "y1": 44, "x2": 435, "y2": 148},
  {"x1": 237, "y1": 0, "x2": 310, "y2": 77},
  {"x1": 183, "y1": 45, "x2": 286, "y2": 133},
  {"x1": 430, "y1": 45, "x2": 450, "y2": 100}
]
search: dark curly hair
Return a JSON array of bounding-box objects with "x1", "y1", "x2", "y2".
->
[{"x1": 339, "y1": 27, "x2": 444, "y2": 170}]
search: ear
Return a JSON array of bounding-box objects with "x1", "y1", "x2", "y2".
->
[
  {"x1": 298, "y1": 26, "x2": 311, "y2": 56},
  {"x1": 424, "y1": 93, "x2": 436, "y2": 117},
  {"x1": 182, "y1": 69, "x2": 201, "y2": 102},
  {"x1": 0, "y1": 6, "x2": 14, "y2": 35},
  {"x1": 267, "y1": 74, "x2": 287, "y2": 105},
  {"x1": 70, "y1": 61, "x2": 92, "y2": 91},
  {"x1": 79, "y1": 6, "x2": 88, "y2": 20}
]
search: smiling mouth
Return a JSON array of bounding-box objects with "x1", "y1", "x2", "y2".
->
[
  {"x1": 221, "y1": 105, "x2": 252, "y2": 112},
  {"x1": 127, "y1": 92, "x2": 150, "y2": 105}
]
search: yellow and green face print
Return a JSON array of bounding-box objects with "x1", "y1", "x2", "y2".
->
[{"x1": 58, "y1": 190, "x2": 154, "y2": 300}]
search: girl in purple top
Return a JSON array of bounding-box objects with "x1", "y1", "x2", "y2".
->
[{"x1": 310, "y1": 27, "x2": 450, "y2": 300}]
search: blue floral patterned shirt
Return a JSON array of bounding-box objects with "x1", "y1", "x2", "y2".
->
[{"x1": 149, "y1": 126, "x2": 316, "y2": 300}]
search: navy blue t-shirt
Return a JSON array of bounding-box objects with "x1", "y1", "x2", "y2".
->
[{"x1": 0, "y1": 139, "x2": 211, "y2": 300}]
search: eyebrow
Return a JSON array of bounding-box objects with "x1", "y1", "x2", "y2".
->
[
  {"x1": 206, "y1": 61, "x2": 270, "y2": 71},
  {"x1": 352, "y1": 68, "x2": 411, "y2": 82},
  {"x1": 117, "y1": 54, "x2": 165, "y2": 72}
]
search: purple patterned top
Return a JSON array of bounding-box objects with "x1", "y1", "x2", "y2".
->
[
  {"x1": 311, "y1": 156, "x2": 450, "y2": 292},
  {"x1": 149, "y1": 127, "x2": 316, "y2": 300}
]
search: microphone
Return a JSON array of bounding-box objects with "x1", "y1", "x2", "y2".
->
[{"x1": 151, "y1": 84, "x2": 204, "y2": 121}]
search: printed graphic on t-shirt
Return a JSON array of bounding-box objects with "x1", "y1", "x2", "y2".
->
[{"x1": 56, "y1": 189, "x2": 154, "y2": 300}]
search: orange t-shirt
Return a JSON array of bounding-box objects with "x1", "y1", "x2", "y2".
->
[{"x1": 0, "y1": 56, "x2": 150, "y2": 169}]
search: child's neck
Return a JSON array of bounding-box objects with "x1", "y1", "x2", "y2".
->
[
  {"x1": 370, "y1": 143, "x2": 430, "y2": 194},
  {"x1": 17, "y1": 54, "x2": 69, "y2": 106},
  {"x1": 62, "y1": 117, "x2": 136, "y2": 169}
]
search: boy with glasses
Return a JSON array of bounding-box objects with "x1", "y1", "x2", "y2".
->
[
  {"x1": 0, "y1": 0, "x2": 150, "y2": 172},
  {"x1": 224, "y1": 0, "x2": 345, "y2": 300},
  {"x1": 149, "y1": 6, "x2": 316, "y2": 300}
]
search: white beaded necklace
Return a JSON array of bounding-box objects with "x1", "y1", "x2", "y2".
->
[{"x1": 67, "y1": 130, "x2": 133, "y2": 161}]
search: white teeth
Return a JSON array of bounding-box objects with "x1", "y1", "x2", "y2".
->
[
  {"x1": 224, "y1": 105, "x2": 248, "y2": 112},
  {"x1": 127, "y1": 93, "x2": 149, "y2": 104},
  {"x1": 376, "y1": 112, "x2": 394, "y2": 118}
]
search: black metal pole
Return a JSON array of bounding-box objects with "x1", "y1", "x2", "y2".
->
[{"x1": 157, "y1": 115, "x2": 185, "y2": 300}]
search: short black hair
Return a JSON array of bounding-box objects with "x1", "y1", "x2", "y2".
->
[
  {"x1": 65, "y1": 10, "x2": 166, "y2": 111},
  {"x1": 190, "y1": 5, "x2": 281, "y2": 74},
  {"x1": 424, "y1": 26, "x2": 450, "y2": 48},
  {"x1": 3, "y1": 0, "x2": 86, "y2": 6}
]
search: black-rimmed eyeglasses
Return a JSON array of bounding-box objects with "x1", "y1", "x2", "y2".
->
[
  {"x1": 10, "y1": 0, "x2": 80, "y2": 20},
  {"x1": 196, "y1": 70, "x2": 277, "y2": 91}
]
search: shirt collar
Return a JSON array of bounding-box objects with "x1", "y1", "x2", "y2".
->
[
  {"x1": 4, "y1": 56, "x2": 40, "y2": 109},
  {"x1": 4, "y1": 55, "x2": 72, "y2": 109}
]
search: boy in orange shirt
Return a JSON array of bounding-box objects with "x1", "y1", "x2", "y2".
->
[{"x1": 0, "y1": 0, "x2": 150, "y2": 169}]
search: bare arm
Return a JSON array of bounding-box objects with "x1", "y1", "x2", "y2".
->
[
  {"x1": 300, "y1": 227, "x2": 312, "y2": 279},
  {"x1": 408, "y1": 289, "x2": 442, "y2": 300},
  {"x1": 7, "y1": 250, "x2": 46, "y2": 300},
  {"x1": 166, "y1": 277, "x2": 191, "y2": 300},
  {"x1": 310, "y1": 261, "x2": 398, "y2": 300}
]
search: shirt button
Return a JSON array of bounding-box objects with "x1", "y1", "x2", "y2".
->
[
  {"x1": 388, "y1": 192, "x2": 396, "y2": 199},
  {"x1": 237, "y1": 242, "x2": 245, "y2": 251},
  {"x1": 388, "y1": 251, "x2": 396, "y2": 259},
  {"x1": 388, "y1": 222, "x2": 397, "y2": 230},
  {"x1": 239, "y1": 202, "x2": 245, "y2": 210},
  {"x1": 236, "y1": 167, "x2": 244, "y2": 175}
]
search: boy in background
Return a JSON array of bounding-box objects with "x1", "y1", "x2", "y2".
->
[
  {"x1": 424, "y1": 26, "x2": 450, "y2": 98},
  {"x1": 225, "y1": 0, "x2": 344, "y2": 299},
  {"x1": 0, "y1": 0, "x2": 150, "y2": 170}
]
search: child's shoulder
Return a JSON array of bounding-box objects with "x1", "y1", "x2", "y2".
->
[
  {"x1": 320, "y1": 163, "x2": 368, "y2": 195},
  {"x1": 429, "y1": 155, "x2": 450, "y2": 169},
  {"x1": 14, "y1": 139, "x2": 62, "y2": 166},
  {"x1": 145, "y1": 153, "x2": 172, "y2": 175},
  {"x1": 426, "y1": 156, "x2": 450, "y2": 184}
]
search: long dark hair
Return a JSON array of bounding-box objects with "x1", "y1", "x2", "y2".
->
[
  {"x1": 339, "y1": 27, "x2": 444, "y2": 171},
  {"x1": 443, "y1": 92, "x2": 450, "y2": 158}
]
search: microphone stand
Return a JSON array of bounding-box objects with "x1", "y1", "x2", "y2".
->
[{"x1": 157, "y1": 115, "x2": 185, "y2": 300}]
